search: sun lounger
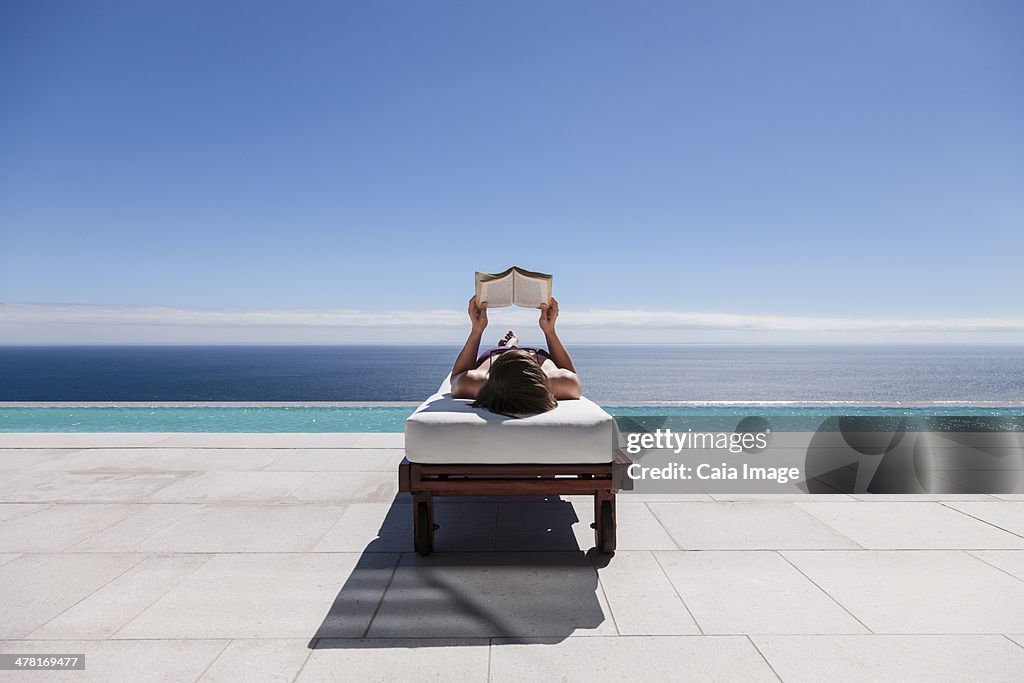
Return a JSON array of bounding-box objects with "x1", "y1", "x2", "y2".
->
[{"x1": 399, "y1": 374, "x2": 632, "y2": 555}]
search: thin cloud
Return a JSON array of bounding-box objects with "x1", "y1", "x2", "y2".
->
[
  {"x1": 3, "y1": 302, "x2": 1024, "y2": 334},
  {"x1": 0, "y1": 303, "x2": 466, "y2": 328},
  {"x1": 564, "y1": 309, "x2": 1024, "y2": 333}
]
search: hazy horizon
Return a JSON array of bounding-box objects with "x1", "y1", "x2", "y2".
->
[{"x1": 4, "y1": 300, "x2": 1024, "y2": 345}]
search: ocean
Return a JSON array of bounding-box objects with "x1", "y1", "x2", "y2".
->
[{"x1": 1, "y1": 345, "x2": 1022, "y2": 403}]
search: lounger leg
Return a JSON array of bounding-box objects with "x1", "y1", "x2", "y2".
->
[
  {"x1": 413, "y1": 492, "x2": 435, "y2": 556},
  {"x1": 593, "y1": 490, "x2": 616, "y2": 554}
]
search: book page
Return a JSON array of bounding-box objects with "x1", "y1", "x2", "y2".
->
[
  {"x1": 477, "y1": 274, "x2": 514, "y2": 307},
  {"x1": 512, "y1": 270, "x2": 551, "y2": 308}
]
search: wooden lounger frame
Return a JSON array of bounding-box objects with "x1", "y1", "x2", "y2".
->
[{"x1": 398, "y1": 450, "x2": 633, "y2": 555}]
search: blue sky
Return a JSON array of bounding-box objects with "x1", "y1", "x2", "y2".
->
[{"x1": 1, "y1": 1, "x2": 1022, "y2": 343}]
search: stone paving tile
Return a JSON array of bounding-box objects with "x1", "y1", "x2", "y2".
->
[
  {"x1": 149, "y1": 471, "x2": 313, "y2": 502},
  {"x1": 783, "y1": 550, "x2": 1024, "y2": 633},
  {"x1": 26, "y1": 447, "x2": 291, "y2": 472},
  {"x1": 262, "y1": 448, "x2": 405, "y2": 472},
  {"x1": 198, "y1": 638, "x2": 313, "y2": 683},
  {"x1": 0, "y1": 449, "x2": 75, "y2": 470},
  {"x1": 69, "y1": 504, "x2": 204, "y2": 552},
  {"x1": 0, "y1": 503, "x2": 50, "y2": 522},
  {"x1": 493, "y1": 500, "x2": 587, "y2": 552},
  {"x1": 28, "y1": 555, "x2": 211, "y2": 639},
  {"x1": 348, "y1": 495, "x2": 668, "y2": 556},
  {"x1": 944, "y1": 502, "x2": 1024, "y2": 538},
  {"x1": 152, "y1": 433, "x2": 367, "y2": 448},
  {"x1": 618, "y1": 493, "x2": 715, "y2": 502},
  {"x1": 0, "y1": 504, "x2": 144, "y2": 552},
  {"x1": 0, "y1": 472, "x2": 184, "y2": 503},
  {"x1": 795, "y1": 501, "x2": 1024, "y2": 549},
  {"x1": 350, "y1": 433, "x2": 405, "y2": 449},
  {"x1": 849, "y1": 493, "x2": 1004, "y2": 501},
  {"x1": 282, "y1": 472, "x2": 399, "y2": 503},
  {"x1": 656, "y1": 550, "x2": 868, "y2": 635},
  {"x1": 18, "y1": 448, "x2": 155, "y2": 473},
  {"x1": 299, "y1": 639, "x2": 489, "y2": 682},
  {"x1": 967, "y1": 551, "x2": 1024, "y2": 581},
  {"x1": 753, "y1": 634, "x2": 1024, "y2": 683},
  {"x1": 649, "y1": 502, "x2": 860, "y2": 550},
  {"x1": 709, "y1": 493, "x2": 856, "y2": 502},
  {"x1": 593, "y1": 551, "x2": 699, "y2": 635},
  {"x1": 0, "y1": 433, "x2": 173, "y2": 448},
  {"x1": 146, "y1": 447, "x2": 293, "y2": 471},
  {"x1": 423, "y1": 502, "x2": 500, "y2": 553},
  {"x1": 566, "y1": 500, "x2": 679, "y2": 551},
  {"x1": 312, "y1": 502, "x2": 408, "y2": 552},
  {"x1": 367, "y1": 552, "x2": 615, "y2": 639},
  {"x1": 115, "y1": 553, "x2": 397, "y2": 639},
  {"x1": 133, "y1": 505, "x2": 348, "y2": 553},
  {"x1": 0, "y1": 554, "x2": 144, "y2": 638},
  {"x1": 489, "y1": 635, "x2": 778, "y2": 682},
  {"x1": 0, "y1": 638, "x2": 228, "y2": 683}
]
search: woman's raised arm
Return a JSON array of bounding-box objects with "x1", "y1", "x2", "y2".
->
[
  {"x1": 451, "y1": 296, "x2": 488, "y2": 378},
  {"x1": 539, "y1": 297, "x2": 576, "y2": 372}
]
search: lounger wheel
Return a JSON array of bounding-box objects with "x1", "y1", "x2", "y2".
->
[
  {"x1": 597, "y1": 500, "x2": 615, "y2": 554},
  {"x1": 414, "y1": 501, "x2": 433, "y2": 556}
]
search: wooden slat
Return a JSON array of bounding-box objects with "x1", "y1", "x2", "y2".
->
[
  {"x1": 414, "y1": 478, "x2": 617, "y2": 495},
  {"x1": 412, "y1": 463, "x2": 613, "y2": 477},
  {"x1": 400, "y1": 451, "x2": 635, "y2": 495},
  {"x1": 612, "y1": 449, "x2": 634, "y2": 491},
  {"x1": 398, "y1": 459, "x2": 411, "y2": 492}
]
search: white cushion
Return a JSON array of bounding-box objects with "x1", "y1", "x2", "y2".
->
[{"x1": 404, "y1": 375, "x2": 618, "y2": 464}]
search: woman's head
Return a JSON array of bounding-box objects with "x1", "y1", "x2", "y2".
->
[{"x1": 472, "y1": 349, "x2": 557, "y2": 415}]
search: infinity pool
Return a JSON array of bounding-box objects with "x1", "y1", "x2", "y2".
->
[{"x1": 1, "y1": 405, "x2": 1021, "y2": 432}]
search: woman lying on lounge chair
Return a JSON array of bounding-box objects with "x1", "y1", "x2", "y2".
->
[{"x1": 450, "y1": 296, "x2": 582, "y2": 414}]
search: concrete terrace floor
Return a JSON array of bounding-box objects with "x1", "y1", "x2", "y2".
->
[{"x1": 1, "y1": 433, "x2": 1023, "y2": 682}]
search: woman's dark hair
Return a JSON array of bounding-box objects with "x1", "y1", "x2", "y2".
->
[{"x1": 472, "y1": 348, "x2": 557, "y2": 415}]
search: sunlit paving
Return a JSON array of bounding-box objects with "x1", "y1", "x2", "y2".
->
[{"x1": 1, "y1": 431, "x2": 1022, "y2": 681}]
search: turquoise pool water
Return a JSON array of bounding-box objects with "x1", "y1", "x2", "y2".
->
[{"x1": 1, "y1": 405, "x2": 1022, "y2": 432}]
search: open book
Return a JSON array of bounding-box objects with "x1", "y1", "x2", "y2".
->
[{"x1": 475, "y1": 266, "x2": 552, "y2": 308}]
